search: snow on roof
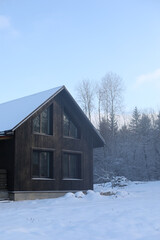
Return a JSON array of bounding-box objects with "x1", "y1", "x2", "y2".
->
[{"x1": 0, "y1": 86, "x2": 64, "y2": 132}]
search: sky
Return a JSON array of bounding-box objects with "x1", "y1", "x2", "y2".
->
[{"x1": 0, "y1": 0, "x2": 160, "y2": 112}]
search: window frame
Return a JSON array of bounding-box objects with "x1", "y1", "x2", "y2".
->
[
  {"x1": 33, "y1": 104, "x2": 53, "y2": 136},
  {"x1": 63, "y1": 109, "x2": 80, "y2": 139},
  {"x1": 62, "y1": 151, "x2": 82, "y2": 180},
  {"x1": 31, "y1": 149, "x2": 54, "y2": 180}
]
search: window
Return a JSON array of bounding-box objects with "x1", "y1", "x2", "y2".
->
[
  {"x1": 63, "y1": 111, "x2": 80, "y2": 138},
  {"x1": 32, "y1": 150, "x2": 53, "y2": 178},
  {"x1": 62, "y1": 152, "x2": 81, "y2": 179},
  {"x1": 33, "y1": 105, "x2": 53, "y2": 135}
]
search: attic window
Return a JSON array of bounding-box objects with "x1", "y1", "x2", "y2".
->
[
  {"x1": 63, "y1": 111, "x2": 80, "y2": 139},
  {"x1": 33, "y1": 105, "x2": 53, "y2": 135}
]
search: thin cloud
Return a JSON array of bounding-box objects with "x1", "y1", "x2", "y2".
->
[
  {"x1": 0, "y1": 15, "x2": 10, "y2": 29},
  {"x1": 134, "y1": 68, "x2": 160, "y2": 88},
  {"x1": 0, "y1": 15, "x2": 20, "y2": 37}
]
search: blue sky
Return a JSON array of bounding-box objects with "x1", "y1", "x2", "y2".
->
[{"x1": 0, "y1": 0, "x2": 160, "y2": 112}]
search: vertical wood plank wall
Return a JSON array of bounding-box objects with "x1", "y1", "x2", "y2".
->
[{"x1": 0, "y1": 139, "x2": 14, "y2": 190}]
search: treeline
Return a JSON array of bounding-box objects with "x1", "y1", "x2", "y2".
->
[
  {"x1": 94, "y1": 108, "x2": 160, "y2": 182},
  {"x1": 76, "y1": 73, "x2": 160, "y2": 182}
]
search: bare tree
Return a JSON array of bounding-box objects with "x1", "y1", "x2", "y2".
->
[
  {"x1": 76, "y1": 79, "x2": 95, "y2": 121},
  {"x1": 93, "y1": 72, "x2": 124, "y2": 182},
  {"x1": 101, "y1": 72, "x2": 124, "y2": 116},
  {"x1": 96, "y1": 84, "x2": 103, "y2": 125},
  {"x1": 98, "y1": 72, "x2": 124, "y2": 137}
]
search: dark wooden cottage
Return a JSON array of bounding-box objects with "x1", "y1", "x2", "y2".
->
[{"x1": 0, "y1": 86, "x2": 104, "y2": 200}]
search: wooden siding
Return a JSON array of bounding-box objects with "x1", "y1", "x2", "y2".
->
[
  {"x1": 0, "y1": 138, "x2": 14, "y2": 190},
  {"x1": 13, "y1": 89, "x2": 94, "y2": 192},
  {"x1": 0, "y1": 169, "x2": 7, "y2": 190}
]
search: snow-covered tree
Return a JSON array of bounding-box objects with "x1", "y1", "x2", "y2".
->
[{"x1": 129, "y1": 107, "x2": 141, "y2": 134}]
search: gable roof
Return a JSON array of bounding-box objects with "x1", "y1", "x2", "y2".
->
[
  {"x1": 0, "y1": 86, "x2": 104, "y2": 147},
  {"x1": 0, "y1": 86, "x2": 63, "y2": 133}
]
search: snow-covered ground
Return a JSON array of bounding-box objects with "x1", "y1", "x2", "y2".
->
[{"x1": 0, "y1": 181, "x2": 160, "y2": 240}]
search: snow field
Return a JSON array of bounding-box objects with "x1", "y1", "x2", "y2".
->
[{"x1": 0, "y1": 181, "x2": 160, "y2": 240}]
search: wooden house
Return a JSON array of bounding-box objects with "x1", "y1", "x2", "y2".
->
[{"x1": 0, "y1": 86, "x2": 104, "y2": 200}]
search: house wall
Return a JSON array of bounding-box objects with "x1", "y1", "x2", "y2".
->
[
  {"x1": 13, "y1": 90, "x2": 93, "y2": 192},
  {"x1": 0, "y1": 138, "x2": 14, "y2": 190}
]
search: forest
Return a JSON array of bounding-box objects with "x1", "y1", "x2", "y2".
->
[{"x1": 76, "y1": 72, "x2": 160, "y2": 182}]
